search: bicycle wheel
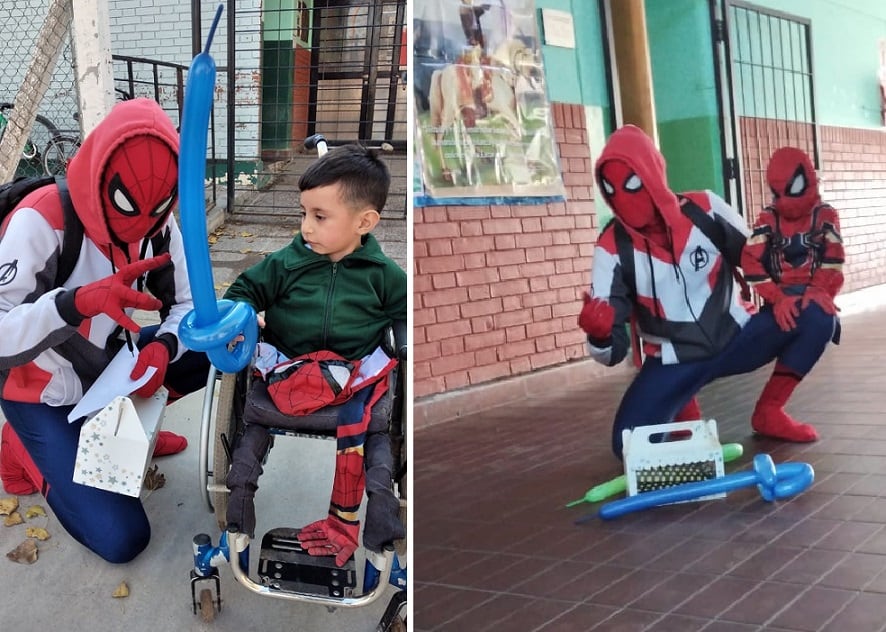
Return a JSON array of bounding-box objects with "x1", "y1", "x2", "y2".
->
[
  {"x1": 1, "y1": 105, "x2": 62, "y2": 176},
  {"x1": 42, "y1": 134, "x2": 81, "y2": 176}
]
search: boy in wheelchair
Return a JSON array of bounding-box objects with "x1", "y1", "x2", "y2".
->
[{"x1": 223, "y1": 144, "x2": 406, "y2": 568}]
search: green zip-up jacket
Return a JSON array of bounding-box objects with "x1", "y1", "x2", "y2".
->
[{"x1": 224, "y1": 233, "x2": 406, "y2": 361}]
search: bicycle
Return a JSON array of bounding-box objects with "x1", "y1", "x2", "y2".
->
[
  {"x1": 0, "y1": 103, "x2": 79, "y2": 177},
  {"x1": 0, "y1": 103, "x2": 58, "y2": 162},
  {"x1": 41, "y1": 129, "x2": 81, "y2": 176}
]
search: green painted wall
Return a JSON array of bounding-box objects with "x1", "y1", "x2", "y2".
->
[
  {"x1": 645, "y1": 0, "x2": 724, "y2": 196},
  {"x1": 535, "y1": 0, "x2": 610, "y2": 114},
  {"x1": 644, "y1": 0, "x2": 886, "y2": 197},
  {"x1": 261, "y1": 0, "x2": 297, "y2": 152},
  {"x1": 748, "y1": 0, "x2": 886, "y2": 128}
]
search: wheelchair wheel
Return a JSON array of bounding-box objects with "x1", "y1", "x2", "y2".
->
[
  {"x1": 211, "y1": 372, "x2": 242, "y2": 530},
  {"x1": 199, "y1": 588, "x2": 215, "y2": 623}
]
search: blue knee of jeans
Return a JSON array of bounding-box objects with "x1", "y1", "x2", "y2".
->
[
  {"x1": 83, "y1": 514, "x2": 150, "y2": 563},
  {"x1": 51, "y1": 489, "x2": 151, "y2": 563},
  {"x1": 781, "y1": 302, "x2": 838, "y2": 374}
]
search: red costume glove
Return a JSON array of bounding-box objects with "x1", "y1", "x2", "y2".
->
[
  {"x1": 130, "y1": 340, "x2": 171, "y2": 397},
  {"x1": 801, "y1": 287, "x2": 838, "y2": 315},
  {"x1": 772, "y1": 295, "x2": 801, "y2": 332},
  {"x1": 578, "y1": 293, "x2": 615, "y2": 340},
  {"x1": 73, "y1": 254, "x2": 170, "y2": 332},
  {"x1": 751, "y1": 280, "x2": 783, "y2": 306},
  {"x1": 298, "y1": 518, "x2": 359, "y2": 567}
]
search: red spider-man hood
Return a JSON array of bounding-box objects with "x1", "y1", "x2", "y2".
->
[
  {"x1": 595, "y1": 125, "x2": 682, "y2": 237},
  {"x1": 66, "y1": 98, "x2": 180, "y2": 254}
]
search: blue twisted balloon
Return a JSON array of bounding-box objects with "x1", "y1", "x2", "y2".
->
[
  {"x1": 178, "y1": 4, "x2": 257, "y2": 373},
  {"x1": 590, "y1": 454, "x2": 814, "y2": 521}
]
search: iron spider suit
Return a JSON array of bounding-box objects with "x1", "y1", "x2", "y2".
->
[
  {"x1": 579, "y1": 127, "x2": 838, "y2": 458},
  {"x1": 741, "y1": 146, "x2": 844, "y2": 442}
]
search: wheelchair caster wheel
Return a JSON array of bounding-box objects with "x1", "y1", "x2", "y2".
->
[{"x1": 199, "y1": 588, "x2": 216, "y2": 623}]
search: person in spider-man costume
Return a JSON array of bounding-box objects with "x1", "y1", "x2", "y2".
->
[
  {"x1": 741, "y1": 146, "x2": 844, "y2": 441},
  {"x1": 0, "y1": 98, "x2": 209, "y2": 563},
  {"x1": 578, "y1": 126, "x2": 839, "y2": 458}
]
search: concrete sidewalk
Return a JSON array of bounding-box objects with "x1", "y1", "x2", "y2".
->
[{"x1": 0, "y1": 388, "x2": 399, "y2": 631}]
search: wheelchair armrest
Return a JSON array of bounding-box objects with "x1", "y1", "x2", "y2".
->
[{"x1": 392, "y1": 319, "x2": 407, "y2": 361}]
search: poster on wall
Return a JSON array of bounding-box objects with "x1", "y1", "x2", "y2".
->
[{"x1": 413, "y1": 0, "x2": 566, "y2": 206}]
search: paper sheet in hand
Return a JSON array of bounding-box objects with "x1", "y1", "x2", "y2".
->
[{"x1": 68, "y1": 346, "x2": 157, "y2": 422}]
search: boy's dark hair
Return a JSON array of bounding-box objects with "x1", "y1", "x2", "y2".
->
[{"x1": 298, "y1": 144, "x2": 390, "y2": 213}]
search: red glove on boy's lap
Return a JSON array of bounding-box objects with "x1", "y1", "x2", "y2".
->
[
  {"x1": 298, "y1": 518, "x2": 360, "y2": 568},
  {"x1": 73, "y1": 254, "x2": 171, "y2": 332}
]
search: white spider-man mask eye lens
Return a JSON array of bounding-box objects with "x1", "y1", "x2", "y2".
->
[
  {"x1": 787, "y1": 171, "x2": 807, "y2": 197},
  {"x1": 601, "y1": 177, "x2": 615, "y2": 196},
  {"x1": 624, "y1": 173, "x2": 642, "y2": 192}
]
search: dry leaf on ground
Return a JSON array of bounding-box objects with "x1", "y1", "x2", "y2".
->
[
  {"x1": 25, "y1": 527, "x2": 50, "y2": 541},
  {"x1": 143, "y1": 464, "x2": 165, "y2": 490},
  {"x1": 4, "y1": 511, "x2": 23, "y2": 527},
  {"x1": 24, "y1": 505, "x2": 46, "y2": 519},
  {"x1": 0, "y1": 497, "x2": 19, "y2": 516},
  {"x1": 112, "y1": 581, "x2": 130, "y2": 598},
  {"x1": 6, "y1": 539, "x2": 37, "y2": 564}
]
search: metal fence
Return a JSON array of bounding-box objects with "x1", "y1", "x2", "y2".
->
[
  {"x1": 1, "y1": 1, "x2": 405, "y2": 219},
  {"x1": 227, "y1": 0, "x2": 408, "y2": 218}
]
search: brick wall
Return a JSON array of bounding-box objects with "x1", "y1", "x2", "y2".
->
[
  {"x1": 739, "y1": 117, "x2": 886, "y2": 294},
  {"x1": 414, "y1": 102, "x2": 599, "y2": 399}
]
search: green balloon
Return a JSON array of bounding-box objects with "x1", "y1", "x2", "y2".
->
[{"x1": 566, "y1": 442, "x2": 744, "y2": 507}]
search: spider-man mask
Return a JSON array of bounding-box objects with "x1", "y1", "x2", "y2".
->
[
  {"x1": 598, "y1": 159, "x2": 658, "y2": 230},
  {"x1": 102, "y1": 135, "x2": 178, "y2": 244},
  {"x1": 766, "y1": 146, "x2": 819, "y2": 220}
]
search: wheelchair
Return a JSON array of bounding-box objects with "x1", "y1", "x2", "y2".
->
[{"x1": 190, "y1": 316, "x2": 407, "y2": 628}]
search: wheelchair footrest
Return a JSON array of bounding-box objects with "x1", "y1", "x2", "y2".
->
[{"x1": 257, "y1": 527, "x2": 356, "y2": 598}]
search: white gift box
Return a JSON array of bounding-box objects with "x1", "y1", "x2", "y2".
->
[
  {"x1": 622, "y1": 419, "x2": 726, "y2": 503},
  {"x1": 73, "y1": 388, "x2": 168, "y2": 497}
]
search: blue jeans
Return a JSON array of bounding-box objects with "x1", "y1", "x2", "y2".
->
[
  {"x1": 1, "y1": 325, "x2": 209, "y2": 562},
  {"x1": 611, "y1": 303, "x2": 838, "y2": 457}
]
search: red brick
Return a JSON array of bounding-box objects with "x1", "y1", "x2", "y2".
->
[
  {"x1": 422, "y1": 287, "x2": 469, "y2": 308},
  {"x1": 431, "y1": 272, "x2": 456, "y2": 289},
  {"x1": 443, "y1": 371, "x2": 470, "y2": 391},
  {"x1": 486, "y1": 249, "x2": 527, "y2": 267},
  {"x1": 494, "y1": 309, "x2": 532, "y2": 328},
  {"x1": 429, "y1": 351, "x2": 475, "y2": 375},
  {"x1": 468, "y1": 362, "x2": 512, "y2": 385},
  {"x1": 460, "y1": 298, "x2": 503, "y2": 318},
  {"x1": 414, "y1": 222, "x2": 460, "y2": 240},
  {"x1": 425, "y1": 319, "x2": 472, "y2": 341},
  {"x1": 452, "y1": 235, "x2": 496, "y2": 254},
  {"x1": 464, "y1": 329, "x2": 507, "y2": 351},
  {"x1": 467, "y1": 285, "x2": 491, "y2": 301},
  {"x1": 416, "y1": 254, "x2": 465, "y2": 274}
]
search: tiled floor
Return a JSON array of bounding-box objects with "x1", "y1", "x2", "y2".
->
[{"x1": 414, "y1": 307, "x2": 886, "y2": 631}]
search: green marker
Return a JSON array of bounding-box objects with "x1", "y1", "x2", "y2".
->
[{"x1": 566, "y1": 442, "x2": 744, "y2": 507}]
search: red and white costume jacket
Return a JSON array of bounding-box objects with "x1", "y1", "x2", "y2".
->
[
  {"x1": 0, "y1": 101, "x2": 193, "y2": 405},
  {"x1": 587, "y1": 126, "x2": 752, "y2": 367}
]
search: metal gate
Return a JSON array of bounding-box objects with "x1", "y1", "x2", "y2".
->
[
  {"x1": 711, "y1": 0, "x2": 819, "y2": 224},
  {"x1": 227, "y1": 0, "x2": 407, "y2": 218}
]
